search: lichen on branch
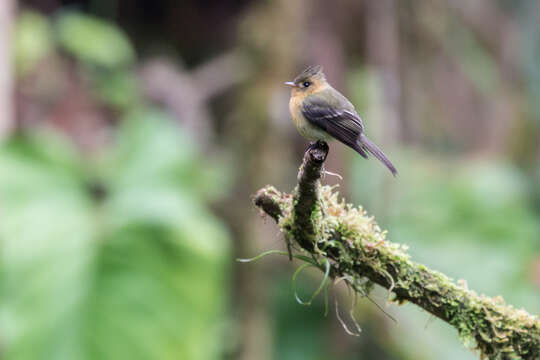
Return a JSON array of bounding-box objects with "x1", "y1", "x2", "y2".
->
[{"x1": 253, "y1": 141, "x2": 540, "y2": 360}]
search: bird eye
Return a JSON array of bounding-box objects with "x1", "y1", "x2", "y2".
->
[{"x1": 303, "y1": 81, "x2": 311, "y2": 88}]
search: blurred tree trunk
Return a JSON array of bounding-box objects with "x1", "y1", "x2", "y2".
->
[
  {"x1": 0, "y1": 0, "x2": 15, "y2": 140},
  {"x1": 364, "y1": 0, "x2": 400, "y2": 217},
  {"x1": 443, "y1": 0, "x2": 521, "y2": 155},
  {"x1": 365, "y1": 0, "x2": 402, "y2": 144},
  {"x1": 224, "y1": 1, "x2": 307, "y2": 360}
]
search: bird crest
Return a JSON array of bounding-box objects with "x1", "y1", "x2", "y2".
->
[{"x1": 294, "y1": 65, "x2": 325, "y2": 83}]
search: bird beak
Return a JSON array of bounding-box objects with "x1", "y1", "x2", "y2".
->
[{"x1": 284, "y1": 81, "x2": 296, "y2": 87}]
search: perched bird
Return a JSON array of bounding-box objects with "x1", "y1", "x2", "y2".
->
[{"x1": 285, "y1": 65, "x2": 397, "y2": 176}]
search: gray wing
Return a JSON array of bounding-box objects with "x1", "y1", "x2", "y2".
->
[{"x1": 301, "y1": 91, "x2": 366, "y2": 156}]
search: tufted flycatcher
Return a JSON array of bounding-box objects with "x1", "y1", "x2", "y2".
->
[{"x1": 285, "y1": 65, "x2": 397, "y2": 176}]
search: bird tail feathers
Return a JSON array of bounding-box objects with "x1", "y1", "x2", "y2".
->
[{"x1": 357, "y1": 134, "x2": 397, "y2": 176}]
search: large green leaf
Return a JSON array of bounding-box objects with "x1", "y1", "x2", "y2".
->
[
  {"x1": 0, "y1": 117, "x2": 230, "y2": 360},
  {"x1": 14, "y1": 11, "x2": 54, "y2": 76},
  {"x1": 55, "y1": 13, "x2": 134, "y2": 68}
]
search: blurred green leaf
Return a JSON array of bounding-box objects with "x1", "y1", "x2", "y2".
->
[
  {"x1": 93, "y1": 70, "x2": 139, "y2": 110},
  {"x1": 99, "y1": 108, "x2": 232, "y2": 202},
  {"x1": 14, "y1": 11, "x2": 54, "y2": 76},
  {"x1": 0, "y1": 116, "x2": 230, "y2": 360},
  {"x1": 55, "y1": 12, "x2": 134, "y2": 68}
]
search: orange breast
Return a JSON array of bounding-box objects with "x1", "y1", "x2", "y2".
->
[{"x1": 289, "y1": 93, "x2": 332, "y2": 141}]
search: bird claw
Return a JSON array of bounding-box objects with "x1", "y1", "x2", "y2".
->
[{"x1": 306, "y1": 141, "x2": 318, "y2": 152}]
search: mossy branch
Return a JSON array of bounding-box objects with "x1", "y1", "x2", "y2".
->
[{"x1": 253, "y1": 141, "x2": 540, "y2": 360}]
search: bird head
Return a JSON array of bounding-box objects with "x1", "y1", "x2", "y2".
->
[{"x1": 285, "y1": 65, "x2": 327, "y2": 96}]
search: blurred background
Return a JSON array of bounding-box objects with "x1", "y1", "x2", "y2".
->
[{"x1": 0, "y1": 0, "x2": 539, "y2": 359}]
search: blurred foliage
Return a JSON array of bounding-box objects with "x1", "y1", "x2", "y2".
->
[
  {"x1": 14, "y1": 11, "x2": 53, "y2": 76},
  {"x1": 56, "y1": 12, "x2": 135, "y2": 68},
  {"x1": 54, "y1": 12, "x2": 139, "y2": 110},
  {"x1": 15, "y1": 9, "x2": 139, "y2": 113},
  {"x1": 386, "y1": 156, "x2": 539, "y2": 298},
  {"x1": 352, "y1": 152, "x2": 540, "y2": 360},
  {"x1": 7, "y1": 10, "x2": 234, "y2": 359},
  {"x1": 92, "y1": 69, "x2": 139, "y2": 110},
  {"x1": 0, "y1": 112, "x2": 231, "y2": 359}
]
